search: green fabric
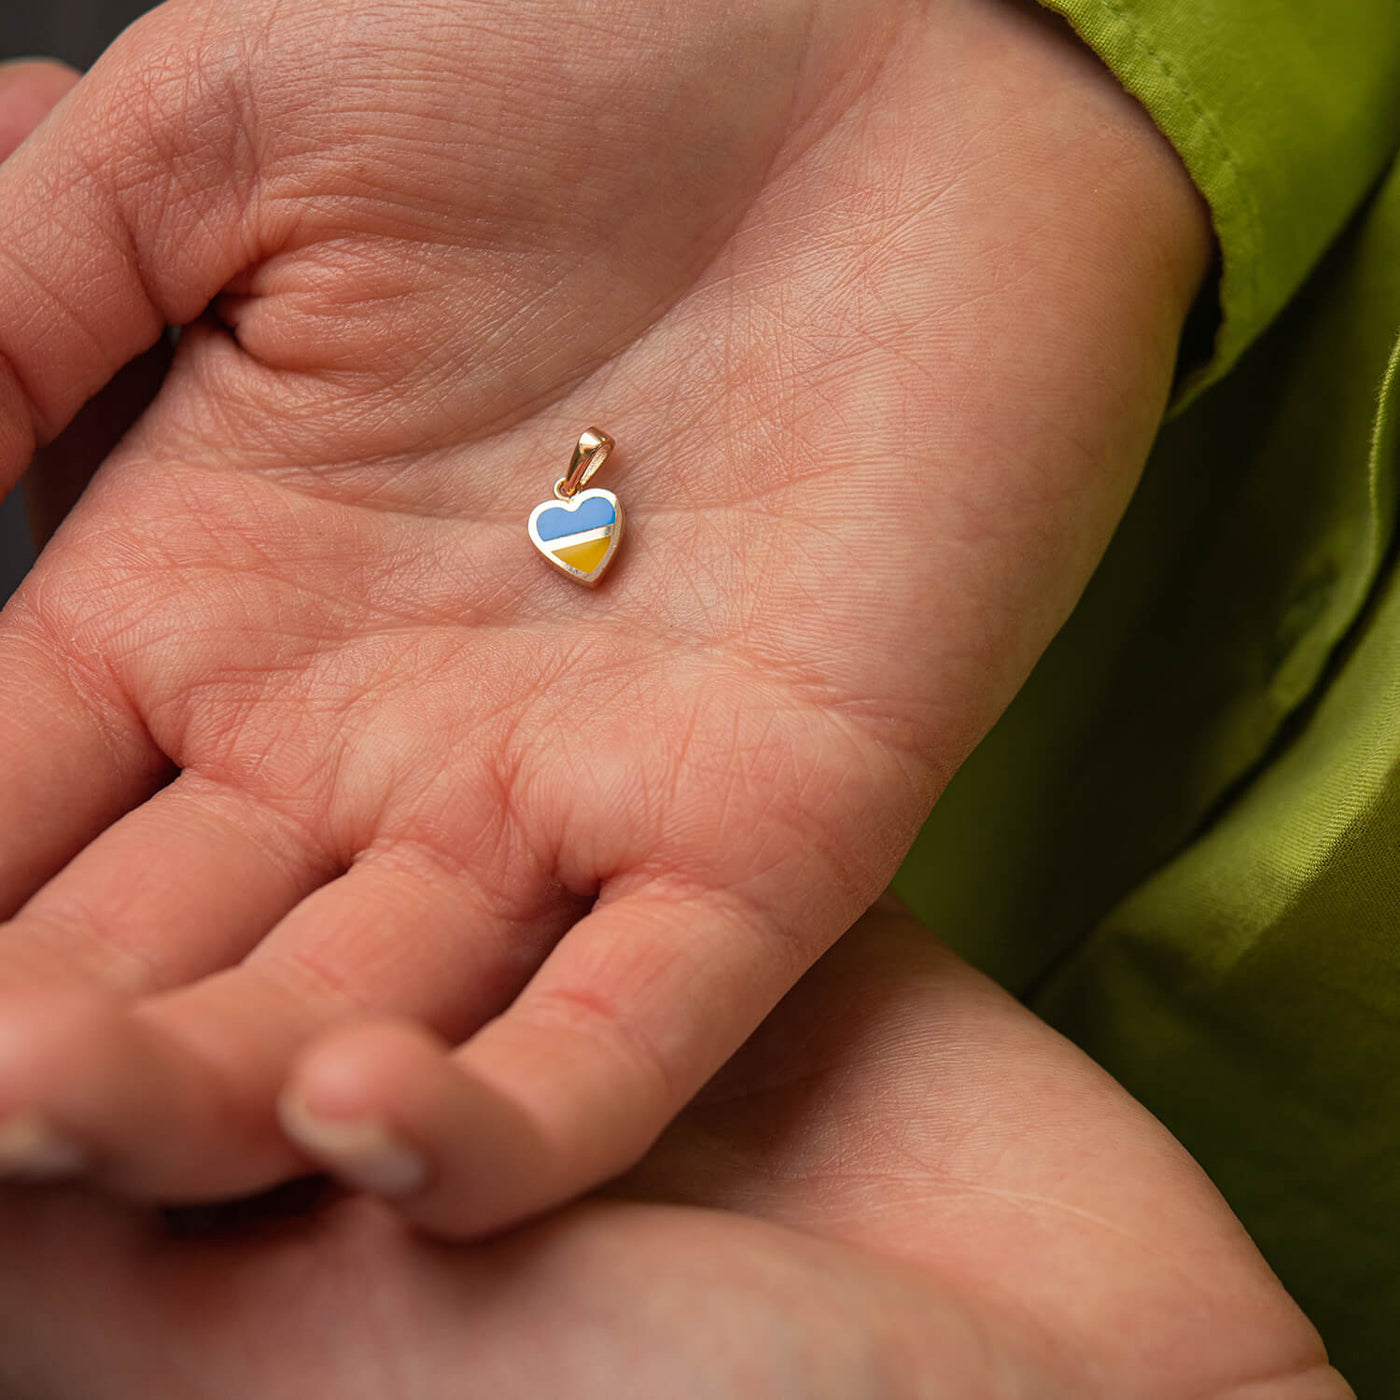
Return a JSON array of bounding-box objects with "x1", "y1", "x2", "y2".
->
[
  {"x1": 1034, "y1": 0, "x2": 1400, "y2": 403},
  {"x1": 893, "y1": 2, "x2": 1400, "y2": 1392}
]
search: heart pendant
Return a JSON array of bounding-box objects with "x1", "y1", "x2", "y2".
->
[
  {"x1": 528, "y1": 487, "x2": 624, "y2": 586},
  {"x1": 527, "y1": 429, "x2": 625, "y2": 587}
]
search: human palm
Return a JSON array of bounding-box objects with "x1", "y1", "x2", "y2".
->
[
  {"x1": 0, "y1": 901, "x2": 1348, "y2": 1398},
  {"x1": 0, "y1": 0, "x2": 1209, "y2": 1228}
]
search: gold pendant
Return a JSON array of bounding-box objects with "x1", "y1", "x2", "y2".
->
[{"x1": 527, "y1": 428, "x2": 624, "y2": 587}]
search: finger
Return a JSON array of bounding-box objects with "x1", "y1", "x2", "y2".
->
[
  {"x1": 0, "y1": 59, "x2": 79, "y2": 163},
  {"x1": 0, "y1": 772, "x2": 338, "y2": 998},
  {"x1": 23, "y1": 334, "x2": 174, "y2": 549},
  {"x1": 0, "y1": 851, "x2": 569, "y2": 1198},
  {"x1": 0, "y1": 623, "x2": 168, "y2": 918},
  {"x1": 0, "y1": 17, "x2": 258, "y2": 497},
  {"x1": 279, "y1": 886, "x2": 803, "y2": 1239}
]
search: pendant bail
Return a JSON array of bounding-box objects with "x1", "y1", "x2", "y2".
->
[{"x1": 554, "y1": 427, "x2": 614, "y2": 501}]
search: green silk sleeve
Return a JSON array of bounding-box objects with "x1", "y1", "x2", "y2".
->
[{"x1": 1036, "y1": 0, "x2": 1400, "y2": 401}]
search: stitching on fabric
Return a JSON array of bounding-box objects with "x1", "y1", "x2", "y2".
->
[{"x1": 1047, "y1": 0, "x2": 1264, "y2": 356}]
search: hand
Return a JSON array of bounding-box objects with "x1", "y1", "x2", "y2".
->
[
  {"x1": 0, "y1": 0, "x2": 1211, "y2": 1233},
  {"x1": 0, "y1": 898, "x2": 1348, "y2": 1399}
]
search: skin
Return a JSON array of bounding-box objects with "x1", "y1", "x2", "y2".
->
[
  {"x1": 0, "y1": 895, "x2": 1352, "y2": 1398},
  {"x1": 0, "y1": 39, "x2": 1350, "y2": 1400},
  {"x1": 0, "y1": 0, "x2": 1211, "y2": 1236}
]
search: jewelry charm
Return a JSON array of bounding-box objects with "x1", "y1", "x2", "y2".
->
[{"x1": 527, "y1": 428, "x2": 624, "y2": 587}]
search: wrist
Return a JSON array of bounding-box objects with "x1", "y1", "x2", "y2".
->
[
  {"x1": 961, "y1": 0, "x2": 1216, "y2": 335},
  {"x1": 792, "y1": 0, "x2": 1223, "y2": 754}
]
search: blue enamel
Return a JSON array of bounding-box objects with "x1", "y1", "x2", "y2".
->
[{"x1": 534, "y1": 495, "x2": 616, "y2": 541}]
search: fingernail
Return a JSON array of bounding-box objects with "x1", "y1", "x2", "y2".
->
[
  {"x1": 0, "y1": 1110, "x2": 89, "y2": 1181},
  {"x1": 277, "y1": 1092, "x2": 428, "y2": 1198}
]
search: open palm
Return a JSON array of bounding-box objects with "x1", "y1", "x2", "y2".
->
[
  {"x1": 0, "y1": 0, "x2": 1209, "y2": 1230},
  {"x1": 0, "y1": 901, "x2": 1347, "y2": 1398}
]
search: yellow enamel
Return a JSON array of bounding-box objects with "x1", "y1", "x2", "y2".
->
[{"x1": 551, "y1": 536, "x2": 611, "y2": 573}]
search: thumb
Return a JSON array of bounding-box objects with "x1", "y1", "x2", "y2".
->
[
  {"x1": 0, "y1": 59, "x2": 79, "y2": 162},
  {"x1": 0, "y1": 15, "x2": 257, "y2": 497},
  {"x1": 0, "y1": 57, "x2": 158, "y2": 552}
]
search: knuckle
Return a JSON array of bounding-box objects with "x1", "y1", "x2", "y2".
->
[{"x1": 525, "y1": 981, "x2": 677, "y2": 1117}]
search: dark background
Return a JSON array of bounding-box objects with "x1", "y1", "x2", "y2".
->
[{"x1": 0, "y1": 0, "x2": 157, "y2": 600}]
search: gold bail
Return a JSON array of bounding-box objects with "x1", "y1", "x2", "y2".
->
[{"x1": 555, "y1": 427, "x2": 614, "y2": 500}]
